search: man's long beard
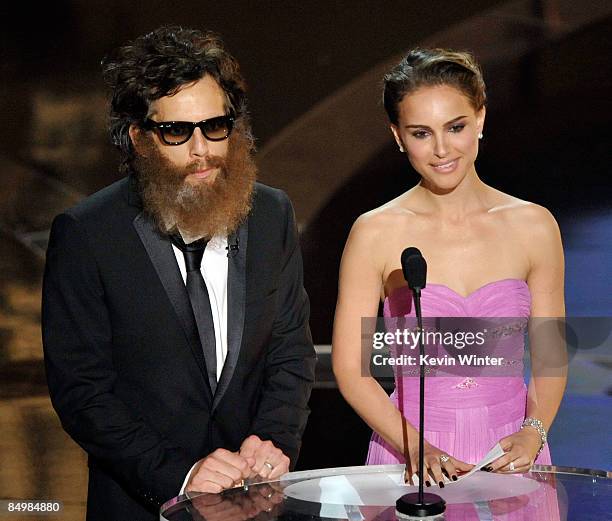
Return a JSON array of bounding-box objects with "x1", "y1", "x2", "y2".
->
[{"x1": 134, "y1": 122, "x2": 257, "y2": 239}]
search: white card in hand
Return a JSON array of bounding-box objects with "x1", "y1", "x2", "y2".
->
[
  {"x1": 405, "y1": 443, "x2": 505, "y2": 485},
  {"x1": 455, "y1": 442, "x2": 505, "y2": 481}
]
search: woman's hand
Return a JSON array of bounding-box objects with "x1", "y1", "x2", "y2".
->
[
  {"x1": 487, "y1": 429, "x2": 542, "y2": 473},
  {"x1": 405, "y1": 440, "x2": 473, "y2": 487}
]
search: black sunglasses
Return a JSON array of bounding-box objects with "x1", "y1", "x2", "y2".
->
[{"x1": 143, "y1": 114, "x2": 235, "y2": 145}]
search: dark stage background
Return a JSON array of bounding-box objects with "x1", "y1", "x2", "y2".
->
[{"x1": 1, "y1": 1, "x2": 610, "y2": 518}]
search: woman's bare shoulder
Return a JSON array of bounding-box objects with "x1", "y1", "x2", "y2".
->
[
  {"x1": 488, "y1": 190, "x2": 556, "y2": 223},
  {"x1": 487, "y1": 190, "x2": 560, "y2": 245},
  {"x1": 353, "y1": 193, "x2": 419, "y2": 233}
]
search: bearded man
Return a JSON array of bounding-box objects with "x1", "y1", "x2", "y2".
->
[{"x1": 42, "y1": 26, "x2": 315, "y2": 521}]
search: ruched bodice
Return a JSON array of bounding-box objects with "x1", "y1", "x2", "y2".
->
[
  {"x1": 382, "y1": 279, "x2": 531, "y2": 408},
  {"x1": 384, "y1": 278, "x2": 531, "y2": 318}
]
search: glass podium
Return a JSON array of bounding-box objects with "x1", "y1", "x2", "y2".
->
[{"x1": 161, "y1": 464, "x2": 612, "y2": 521}]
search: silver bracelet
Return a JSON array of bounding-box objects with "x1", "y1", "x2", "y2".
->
[{"x1": 521, "y1": 417, "x2": 547, "y2": 456}]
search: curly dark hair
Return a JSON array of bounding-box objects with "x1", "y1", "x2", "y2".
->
[
  {"x1": 101, "y1": 25, "x2": 249, "y2": 174},
  {"x1": 383, "y1": 48, "x2": 486, "y2": 125}
]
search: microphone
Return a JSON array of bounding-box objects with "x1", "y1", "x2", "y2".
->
[
  {"x1": 226, "y1": 234, "x2": 239, "y2": 258},
  {"x1": 396, "y1": 247, "x2": 446, "y2": 518},
  {"x1": 401, "y1": 247, "x2": 427, "y2": 293}
]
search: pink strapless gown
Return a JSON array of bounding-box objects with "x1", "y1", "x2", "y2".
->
[
  {"x1": 366, "y1": 279, "x2": 552, "y2": 466},
  {"x1": 366, "y1": 279, "x2": 561, "y2": 519}
]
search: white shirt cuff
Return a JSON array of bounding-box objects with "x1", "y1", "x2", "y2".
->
[{"x1": 180, "y1": 461, "x2": 200, "y2": 495}]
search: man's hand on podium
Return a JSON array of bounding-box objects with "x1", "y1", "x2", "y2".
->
[
  {"x1": 186, "y1": 448, "x2": 255, "y2": 493},
  {"x1": 239, "y1": 434, "x2": 290, "y2": 480}
]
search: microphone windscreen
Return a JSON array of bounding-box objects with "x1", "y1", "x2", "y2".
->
[{"x1": 401, "y1": 247, "x2": 427, "y2": 290}]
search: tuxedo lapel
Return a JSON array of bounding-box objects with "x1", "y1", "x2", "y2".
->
[
  {"x1": 213, "y1": 220, "x2": 248, "y2": 410},
  {"x1": 132, "y1": 212, "x2": 212, "y2": 396}
]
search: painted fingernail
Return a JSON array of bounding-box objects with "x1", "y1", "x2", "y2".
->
[
  {"x1": 425, "y1": 480, "x2": 431, "y2": 487},
  {"x1": 438, "y1": 481, "x2": 445, "y2": 488},
  {"x1": 452, "y1": 475, "x2": 458, "y2": 481}
]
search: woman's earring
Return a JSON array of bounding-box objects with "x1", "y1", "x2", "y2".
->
[
  {"x1": 478, "y1": 132, "x2": 483, "y2": 140},
  {"x1": 398, "y1": 144, "x2": 405, "y2": 152}
]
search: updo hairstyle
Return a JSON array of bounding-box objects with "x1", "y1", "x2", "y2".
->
[{"x1": 383, "y1": 48, "x2": 486, "y2": 125}]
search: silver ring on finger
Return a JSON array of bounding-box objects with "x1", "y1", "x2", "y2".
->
[
  {"x1": 263, "y1": 461, "x2": 274, "y2": 472},
  {"x1": 509, "y1": 461, "x2": 515, "y2": 472},
  {"x1": 439, "y1": 454, "x2": 450, "y2": 463}
]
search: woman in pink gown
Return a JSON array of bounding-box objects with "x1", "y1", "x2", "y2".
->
[{"x1": 332, "y1": 48, "x2": 566, "y2": 492}]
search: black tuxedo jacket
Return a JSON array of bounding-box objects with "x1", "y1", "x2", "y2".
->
[{"x1": 42, "y1": 177, "x2": 315, "y2": 520}]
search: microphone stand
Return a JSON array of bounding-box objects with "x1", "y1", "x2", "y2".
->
[{"x1": 396, "y1": 285, "x2": 446, "y2": 519}]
